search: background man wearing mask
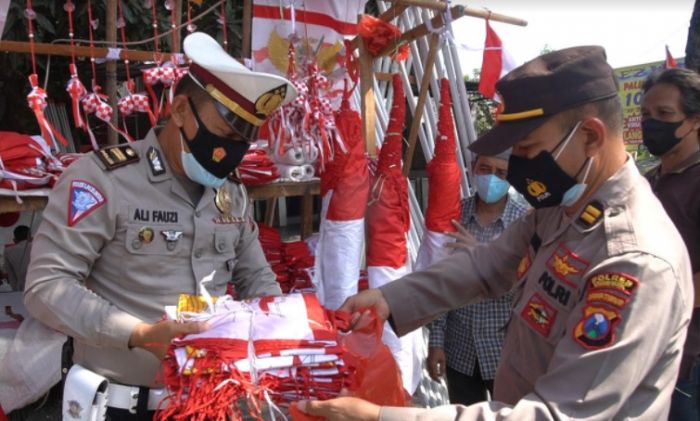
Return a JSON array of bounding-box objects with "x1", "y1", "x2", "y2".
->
[
  {"x1": 22, "y1": 32, "x2": 295, "y2": 420},
  {"x1": 427, "y1": 151, "x2": 527, "y2": 405},
  {"x1": 641, "y1": 67, "x2": 700, "y2": 421},
  {"x1": 4, "y1": 225, "x2": 31, "y2": 291},
  {"x1": 297, "y1": 46, "x2": 693, "y2": 420}
]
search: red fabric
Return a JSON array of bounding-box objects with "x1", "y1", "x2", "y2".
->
[
  {"x1": 321, "y1": 94, "x2": 369, "y2": 221},
  {"x1": 425, "y1": 79, "x2": 462, "y2": 233},
  {"x1": 238, "y1": 149, "x2": 281, "y2": 186},
  {"x1": 357, "y1": 15, "x2": 409, "y2": 61},
  {"x1": 257, "y1": 224, "x2": 315, "y2": 293},
  {"x1": 0, "y1": 403, "x2": 7, "y2": 421},
  {"x1": 478, "y1": 20, "x2": 504, "y2": 99},
  {"x1": 665, "y1": 45, "x2": 678, "y2": 69},
  {"x1": 0, "y1": 213, "x2": 20, "y2": 227},
  {"x1": 366, "y1": 75, "x2": 409, "y2": 269}
]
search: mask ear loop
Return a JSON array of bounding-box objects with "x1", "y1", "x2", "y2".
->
[
  {"x1": 578, "y1": 156, "x2": 594, "y2": 184},
  {"x1": 553, "y1": 121, "x2": 583, "y2": 160}
]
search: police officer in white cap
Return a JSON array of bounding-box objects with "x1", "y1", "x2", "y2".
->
[{"x1": 22, "y1": 32, "x2": 296, "y2": 420}]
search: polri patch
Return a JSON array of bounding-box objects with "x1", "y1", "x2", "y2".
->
[
  {"x1": 588, "y1": 272, "x2": 638, "y2": 296},
  {"x1": 521, "y1": 293, "x2": 558, "y2": 337},
  {"x1": 573, "y1": 304, "x2": 621, "y2": 350},
  {"x1": 546, "y1": 243, "x2": 589, "y2": 288},
  {"x1": 68, "y1": 180, "x2": 106, "y2": 226}
]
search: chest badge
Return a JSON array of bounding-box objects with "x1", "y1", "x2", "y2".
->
[
  {"x1": 161, "y1": 230, "x2": 183, "y2": 251},
  {"x1": 215, "y1": 186, "x2": 232, "y2": 214},
  {"x1": 138, "y1": 227, "x2": 154, "y2": 244},
  {"x1": 521, "y1": 292, "x2": 558, "y2": 337}
]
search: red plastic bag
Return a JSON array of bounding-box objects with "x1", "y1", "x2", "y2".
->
[{"x1": 290, "y1": 311, "x2": 410, "y2": 421}]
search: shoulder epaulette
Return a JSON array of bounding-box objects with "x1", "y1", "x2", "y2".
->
[
  {"x1": 96, "y1": 144, "x2": 139, "y2": 171},
  {"x1": 577, "y1": 201, "x2": 604, "y2": 229}
]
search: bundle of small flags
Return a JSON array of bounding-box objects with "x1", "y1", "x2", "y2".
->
[
  {"x1": 158, "y1": 293, "x2": 353, "y2": 421},
  {"x1": 257, "y1": 224, "x2": 315, "y2": 293},
  {"x1": 238, "y1": 149, "x2": 281, "y2": 186}
]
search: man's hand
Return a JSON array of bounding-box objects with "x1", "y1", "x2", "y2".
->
[
  {"x1": 296, "y1": 397, "x2": 380, "y2": 421},
  {"x1": 444, "y1": 219, "x2": 477, "y2": 251},
  {"x1": 427, "y1": 347, "x2": 446, "y2": 381},
  {"x1": 129, "y1": 320, "x2": 208, "y2": 360},
  {"x1": 339, "y1": 289, "x2": 391, "y2": 329}
]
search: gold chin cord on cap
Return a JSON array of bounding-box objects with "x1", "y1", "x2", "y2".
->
[{"x1": 497, "y1": 108, "x2": 545, "y2": 122}]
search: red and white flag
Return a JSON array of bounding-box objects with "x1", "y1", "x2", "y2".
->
[
  {"x1": 665, "y1": 45, "x2": 678, "y2": 69},
  {"x1": 478, "y1": 20, "x2": 517, "y2": 99},
  {"x1": 415, "y1": 79, "x2": 462, "y2": 270},
  {"x1": 366, "y1": 75, "x2": 422, "y2": 395}
]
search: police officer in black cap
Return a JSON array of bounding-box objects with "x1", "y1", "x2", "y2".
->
[{"x1": 297, "y1": 46, "x2": 694, "y2": 420}]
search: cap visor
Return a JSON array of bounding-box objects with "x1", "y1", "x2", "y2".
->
[{"x1": 469, "y1": 117, "x2": 548, "y2": 156}]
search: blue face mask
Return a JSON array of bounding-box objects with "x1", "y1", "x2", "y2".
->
[
  {"x1": 180, "y1": 134, "x2": 227, "y2": 188},
  {"x1": 476, "y1": 174, "x2": 510, "y2": 203}
]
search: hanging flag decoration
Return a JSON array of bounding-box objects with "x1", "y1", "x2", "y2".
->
[
  {"x1": 313, "y1": 80, "x2": 369, "y2": 310},
  {"x1": 415, "y1": 78, "x2": 462, "y2": 270},
  {"x1": 117, "y1": 0, "x2": 156, "y2": 136},
  {"x1": 478, "y1": 19, "x2": 517, "y2": 99},
  {"x1": 365, "y1": 74, "x2": 423, "y2": 395},
  {"x1": 24, "y1": 0, "x2": 68, "y2": 149},
  {"x1": 64, "y1": 1, "x2": 88, "y2": 131}
]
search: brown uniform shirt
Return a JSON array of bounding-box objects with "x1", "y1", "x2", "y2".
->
[
  {"x1": 379, "y1": 158, "x2": 693, "y2": 420},
  {"x1": 24, "y1": 130, "x2": 280, "y2": 387}
]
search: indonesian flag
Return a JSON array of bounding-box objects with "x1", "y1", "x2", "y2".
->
[
  {"x1": 366, "y1": 74, "x2": 422, "y2": 394},
  {"x1": 415, "y1": 79, "x2": 462, "y2": 270},
  {"x1": 313, "y1": 92, "x2": 369, "y2": 310},
  {"x1": 478, "y1": 20, "x2": 517, "y2": 99},
  {"x1": 665, "y1": 45, "x2": 678, "y2": 69},
  {"x1": 251, "y1": 0, "x2": 366, "y2": 83}
]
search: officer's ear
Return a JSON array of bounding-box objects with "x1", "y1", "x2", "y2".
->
[
  {"x1": 578, "y1": 117, "x2": 606, "y2": 158},
  {"x1": 170, "y1": 95, "x2": 190, "y2": 128}
]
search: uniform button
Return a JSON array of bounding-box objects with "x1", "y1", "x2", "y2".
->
[
  {"x1": 132, "y1": 239, "x2": 142, "y2": 249},
  {"x1": 194, "y1": 250, "x2": 202, "y2": 258},
  {"x1": 217, "y1": 242, "x2": 226, "y2": 250},
  {"x1": 195, "y1": 210, "x2": 201, "y2": 217}
]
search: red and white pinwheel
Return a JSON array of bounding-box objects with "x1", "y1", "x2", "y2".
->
[
  {"x1": 366, "y1": 74, "x2": 422, "y2": 395},
  {"x1": 415, "y1": 78, "x2": 463, "y2": 270}
]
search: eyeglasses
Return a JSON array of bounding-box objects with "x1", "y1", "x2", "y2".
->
[{"x1": 211, "y1": 99, "x2": 260, "y2": 142}]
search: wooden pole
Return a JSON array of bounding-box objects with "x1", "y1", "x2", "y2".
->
[
  {"x1": 105, "y1": 0, "x2": 118, "y2": 145},
  {"x1": 402, "y1": 33, "x2": 440, "y2": 176},
  {"x1": 390, "y1": 0, "x2": 528, "y2": 26},
  {"x1": 348, "y1": 3, "x2": 409, "y2": 52},
  {"x1": 0, "y1": 40, "x2": 173, "y2": 62},
  {"x1": 173, "y1": 0, "x2": 183, "y2": 53},
  {"x1": 359, "y1": 40, "x2": 377, "y2": 157},
  {"x1": 241, "y1": 0, "x2": 252, "y2": 58}
]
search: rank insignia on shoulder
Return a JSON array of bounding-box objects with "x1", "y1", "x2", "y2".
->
[
  {"x1": 147, "y1": 146, "x2": 166, "y2": 176},
  {"x1": 577, "y1": 201, "x2": 604, "y2": 229},
  {"x1": 96, "y1": 144, "x2": 139, "y2": 171}
]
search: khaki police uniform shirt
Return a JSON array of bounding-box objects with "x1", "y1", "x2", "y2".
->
[
  {"x1": 24, "y1": 130, "x2": 281, "y2": 387},
  {"x1": 379, "y1": 158, "x2": 693, "y2": 420}
]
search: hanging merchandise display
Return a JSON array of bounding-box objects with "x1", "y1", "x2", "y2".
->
[
  {"x1": 24, "y1": 0, "x2": 68, "y2": 150},
  {"x1": 116, "y1": 0, "x2": 156, "y2": 136},
  {"x1": 415, "y1": 78, "x2": 463, "y2": 270},
  {"x1": 365, "y1": 74, "x2": 423, "y2": 395},
  {"x1": 313, "y1": 78, "x2": 369, "y2": 310}
]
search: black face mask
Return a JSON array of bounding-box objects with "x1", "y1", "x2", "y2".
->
[
  {"x1": 641, "y1": 118, "x2": 685, "y2": 157},
  {"x1": 180, "y1": 98, "x2": 251, "y2": 179},
  {"x1": 506, "y1": 123, "x2": 589, "y2": 209}
]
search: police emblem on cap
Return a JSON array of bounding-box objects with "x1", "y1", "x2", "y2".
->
[{"x1": 255, "y1": 84, "x2": 287, "y2": 117}]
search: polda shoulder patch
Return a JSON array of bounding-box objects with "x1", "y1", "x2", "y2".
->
[{"x1": 96, "y1": 144, "x2": 139, "y2": 171}]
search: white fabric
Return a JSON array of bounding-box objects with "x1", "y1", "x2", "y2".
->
[
  {"x1": 277, "y1": 164, "x2": 308, "y2": 182},
  {"x1": 106, "y1": 383, "x2": 167, "y2": 412},
  {"x1": 313, "y1": 191, "x2": 365, "y2": 310},
  {"x1": 273, "y1": 144, "x2": 319, "y2": 165},
  {"x1": 63, "y1": 364, "x2": 109, "y2": 421},
  {"x1": 0, "y1": 316, "x2": 67, "y2": 412},
  {"x1": 368, "y1": 265, "x2": 423, "y2": 395},
  {"x1": 414, "y1": 230, "x2": 456, "y2": 271}
]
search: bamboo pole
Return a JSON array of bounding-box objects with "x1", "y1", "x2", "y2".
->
[
  {"x1": 241, "y1": 0, "x2": 252, "y2": 58},
  {"x1": 105, "y1": 0, "x2": 118, "y2": 145},
  {"x1": 348, "y1": 3, "x2": 409, "y2": 52},
  {"x1": 390, "y1": 0, "x2": 528, "y2": 26},
  {"x1": 402, "y1": 33, "x2": 440, "y2": 176},
  {"x1": 0, "y1": 40, "x2": 172, "y2": 62},
  {"x1": 359, "y1": 40, "x2": 377, "y2": 157}
]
